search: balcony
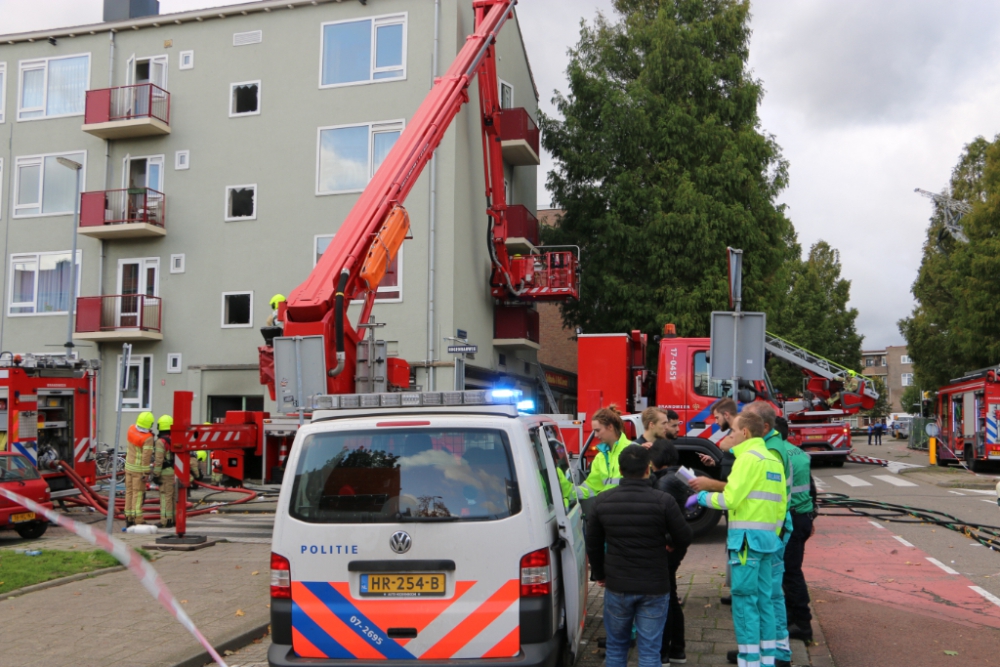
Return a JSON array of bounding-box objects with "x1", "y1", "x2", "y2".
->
[
  {"x1": 497, "y1": 107, "x2": 540, "y2": 166},
  {"x1": 82, "y1": 84, "x2": 171, "y2": 139},
  {"x1": 74, "y1": 295, "x2": 163, "y2": 342},
  {"x1": 494, "y1": 305, "x2": 540, "y2": 351},
  {"x1": 505, "y1": 205, "x2": 539, "y2": 254},
  {"x1": 78, "y1": 188, "x2": 166, "y2": 239}
]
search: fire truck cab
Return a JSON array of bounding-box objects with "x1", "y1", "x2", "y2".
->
[{"x1": 935, "y1": 367, "x2": 1000, "y2": 472}]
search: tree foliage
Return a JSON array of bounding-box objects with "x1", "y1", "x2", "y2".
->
[
  {"x1": 900, "y1": 135, "x2": 1000, "y2": 390},
  {"x1": 540, "y1": 0, "x2": 797, "y2": 339},
  {"x1": 863, "y1": 376, "x2": 891, "y2": 421}
]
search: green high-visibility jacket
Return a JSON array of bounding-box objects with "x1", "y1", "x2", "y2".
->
[
  {"x1": 786, "y1": 443, "x2": 814, "y2": 514},
  {"x1": 763, "y1": 429, "x2": 795, "y2": 537},
  {"x1": 697, "y1": 436, "x2": 787, "y2": 553},
  {"x1": 579, "y1": 433, "x2": 631, "y2": 499}
]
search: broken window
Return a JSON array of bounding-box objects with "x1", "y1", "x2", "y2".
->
[
  {"x1": 230, "y1": 81, "x2": 260, "y2": 116},
  {"x1": 222, "y1": 292, "x2": 253, "y2": 328},
  {"x1": 226, "y1": 185, "x2": 256, "y2": 221}
]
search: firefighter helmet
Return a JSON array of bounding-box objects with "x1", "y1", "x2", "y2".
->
[
  {"x1": 158, "y1": 414, "x2": 174, "y2": 431},
  {"x1": 270, "y1": 294, "x2": 287, "y2": 310},
  {"x1": 136, "y1": 412, "x2": 155, "y2": 430}
]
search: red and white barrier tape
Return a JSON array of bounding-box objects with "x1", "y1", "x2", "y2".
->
[
  {"x1": 847, "y1": 455, "x2": 889, "y2": 466},
  {"x1": 0, "y1": 486, "x2": 229, "y2": 667}
]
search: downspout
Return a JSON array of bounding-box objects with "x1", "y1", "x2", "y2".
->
[
  {"x1": 97, "y1": 29, "x2": 115, "y2": 448},
  {"x1": 426, "y1": 0, "x2": 440, "y2": 390}
]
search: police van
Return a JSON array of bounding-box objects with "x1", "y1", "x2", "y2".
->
[{"x1": 268, "y1": 390, "x2": 588, "y2": 667}]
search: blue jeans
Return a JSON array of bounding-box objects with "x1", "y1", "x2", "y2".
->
[{"x1": 603, "y1": 589, "x2": 669, "y2": 667}]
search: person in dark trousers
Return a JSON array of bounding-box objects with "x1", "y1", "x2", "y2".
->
[
  {"x1": 650, "y1": 439, "x2": 693, "y2": 664},
  {"x1": 587, "y1": 445, "x2": 694, "y2": 667},
  {"x1": 875, "y1": 420, "x2": 883, "y2": 445},
  {"x1": 867, "y1": 422, "x2": 873, "y2": 445}
]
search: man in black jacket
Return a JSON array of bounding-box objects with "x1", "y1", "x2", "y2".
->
[{"x1": 587, "y1": 445, "x2": 693, "y2": 667}]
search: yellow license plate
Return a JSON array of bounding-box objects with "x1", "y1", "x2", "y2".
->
[
  {"x1": 11, "y1": 512, "x2": 35, "y2": 523},
  {"x1": 806, "y1": 435, "x2": 823, "y2": 440},
  {"x1": 360, "y1": 573, "x2": 446, "y2": 597}
]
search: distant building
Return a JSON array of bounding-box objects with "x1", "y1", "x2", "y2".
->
[
  {"x1": 536, "y1": 208, "x2": 578, "y2": 415},
  {"x1": 862, "y1": 345, "x2": 914, "y2": 415}
]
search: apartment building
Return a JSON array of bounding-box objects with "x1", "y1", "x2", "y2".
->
[
  {"x1": 862, "y1": 345, "x2": 914, "y2": 414},
  {"x1": 0, "y1": 0, "x2": 543, "y2": 442}
]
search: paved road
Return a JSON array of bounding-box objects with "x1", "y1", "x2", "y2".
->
[{"x1": 166, "y1": 512, "x2": 275, "y2": 544}]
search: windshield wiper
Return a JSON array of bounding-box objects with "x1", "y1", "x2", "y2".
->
[{"x1": 395, "y1": 514, "x2": 461, "y2": 522}]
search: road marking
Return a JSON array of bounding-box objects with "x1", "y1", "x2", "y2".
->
[
  {"x1": 926, "y1": 558, "x2": 960, "y2": 575},
  {"x1": 966, "y1": 489, "x2": 997, "y2": 495},
  {"x1": 869, "y1": 520, "x2": 886, "y2": 530},
  {"x1": 948, "y1": 490, "x2": 967, "y2": 496},
  {"x1": 872, "y1": 474, "x2": 918, "y2": 487},
  {"x1": 980, "y1": 499, "x2": 997, "y2": 505},
  {"x1": 892, "y1": 535, "x2": 915, "y2": 547},
  {"x1": 970, "y1": 586, "x2": 1000, "y2": 608},
  {"x1": 835, "y1": 475, "x2": 873, "y2": 487}
]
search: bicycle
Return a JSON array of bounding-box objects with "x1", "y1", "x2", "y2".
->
[{"x1": 95, "y1": 446, "x2": 125, "y2": 479}]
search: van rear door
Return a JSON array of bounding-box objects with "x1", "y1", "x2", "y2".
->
[{"x1": 276, "y1": 420, "x2": 530, "y2": 661}]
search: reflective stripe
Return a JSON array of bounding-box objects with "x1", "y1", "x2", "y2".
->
[
  {"x1": 761, "y1": 640, "x2": 777, "y2": 649},
  {"x1": 748, "y1": 491, "x2": 784, "y2": 503},
  {"x1": 604, "y1": 478, "x2": 621, "y2": 487},
  {"x1": 730, "y1": 520, "x2": 782, "y2": 531},
  {"x1": 739, "y1": 644, "x2": 759, "y2": 653},
  {"x1": 709, "y1": 492, "x2": 728, "y2": 509},
  {"x1": 746, "y1": 449, "x2": 766, "y2": 460},
  {"x1": 791, "y1": 484, "x2": 811, "y2": 494},
  {"x1": 776, "y1": 638, "x2": 791, "y2": 652}
]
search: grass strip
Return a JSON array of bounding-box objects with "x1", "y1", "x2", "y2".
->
[{"x1": 0, "y1": 550, "x2": 119, "y2": 595}]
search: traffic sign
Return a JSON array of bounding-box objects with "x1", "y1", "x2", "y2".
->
[
  {"x1": 447, "y1": 344, "x2": 478, "y2": 354},
  {"x1": 457, "y1": 329, "x2": 468, "y2": 340}
]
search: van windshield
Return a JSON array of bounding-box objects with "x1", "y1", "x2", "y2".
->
[{"x1": 289, "y1": 428, "x2": 521, "y2": 523}]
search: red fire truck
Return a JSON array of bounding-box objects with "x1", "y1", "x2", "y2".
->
[
  {"x1": 0, "y1": 353, "x2": 99, "y2": 498},
  {"x1": 933, "y1": 367, "x2": 1000, "y2": 472}
]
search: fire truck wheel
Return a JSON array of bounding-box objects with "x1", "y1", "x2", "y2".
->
[
  {"x1": 14, "y1": 521, "x2": 49, "y2": 540},
  {"x1": 965, "y1": 446, "x2": 986, "y2": 473},
  {"x1": 936, "y1": 458, "x2": 951, "y2": 468},
  {"x1": 685, "y1": 470, "x2": 722, "y2": 536},
  {"x1": 829, "y1": 459, "x2": 845, "y2": 468}
]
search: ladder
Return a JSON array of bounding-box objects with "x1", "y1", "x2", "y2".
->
[
  {"x1": 535, "y1": 363, "x2": 560, "y2": 414},
  {"x1": 764, "y1": 332, "x2": 853, "y2": 382}
]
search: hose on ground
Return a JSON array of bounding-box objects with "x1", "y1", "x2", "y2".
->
[{"x1": 817, "y1": 491, "x2": 1000, "y2": 553}]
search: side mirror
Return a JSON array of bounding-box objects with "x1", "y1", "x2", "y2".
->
[{"x1": 925, "y1": 422, "x2": 940, "y2": 437}]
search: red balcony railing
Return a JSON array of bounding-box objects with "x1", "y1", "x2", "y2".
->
[
  {"x1": 75, "y1": 295, "x2": 162, "y2": 333},
  {"x1": 496, "y1": 107, "x2": 540, "y2": 165},
  {"x1": 85, "y1": 83, "x2": 170, "y2": 125},
  {"x1": 495, "y1": 305, "x2": 540, "y2": 343},
  {"x1": 80, "y1": 188, "x2": 165, "y2": 228},
  {"x1": 506, "y1": 205, "x2": 539, "y2": 245}
]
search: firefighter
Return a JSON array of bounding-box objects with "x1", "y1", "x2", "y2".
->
[
  {"x1": 579, "y1": 406, "x2": 631, "y2": 499},
  {"x1": 686, "y1": 411, "x2": 788, "y2": 667},
  {"x1": 266, "y1": 294, "x2": 286, "y2": 328},
  {"x1": 124, "y1": 411, "x2": 155, "y2": 527},
  {"x1": 192, "y1": 449, "x2": 209, "y2": 481},
  {"x1": 152, "y1": 415, "x2": 176, "y2": 529}
]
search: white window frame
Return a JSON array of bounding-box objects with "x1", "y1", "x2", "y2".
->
[
  {"x1": 170, "y1": 253, "x2": 185, "y2": 274},
  {"x1": 17, "y1": 53, "x2": 91, "y2": 121},
  {"x1": 0, "y1": 62, "x2": 6, "y2": 123},
  {"x1": 174, "y1": 150, "x2": 190, "y2": 170},
  {"x1": 121, "y1": 153, "x2": 165, "y2": 191},
  {"x1": 7, "y1": 249, "x2": 82, "y2": 317},
  {"x1": 314, "y1": 234, "x2": 402, "y2": 303},
  {"x1": 315, "y1": 119, "x2": 404, "y2": 196},
  {"x1": 117, "y1": 354, "x2": 153, "y2": 412},
  {"x1": 229, "y1": 79, "x2": 261, "y2": 118},
  {"x1": 318, "y1": 12, "x2": 407, "y2": 89},
  {"x1": 224, "y1": 184, "x2": 257, "y2": 221},
  {"x1": 12, "y1": 150, "x2": 87, "y2": 219},
  {"x1": 900, "y1": 355, "x2": 911, "y2": 365},
  {"x1": 221, "y1": 291, "x2": 254, "y2": 328},
  {"x1": 167, "y1": 353, "x2": 182, "y2": 374},
  {"x1": 901, "y1": 373, "x2": 914, "y2": 387},
  {"x1": 499, "y1": 78, "x2": 513, "y2": 109},
  {"x1": 179, "y1": 50, "x2": 194, "y2": 70}
]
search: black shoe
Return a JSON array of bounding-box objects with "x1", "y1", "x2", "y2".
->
[
  {"x1": 720, "y1": 595, "x2": 732, "y2": 605},
  {"x1": 788, "y1": 622, "x2": 813, "y2": 642},
  {"x1": 660, "y1": 656, "x2": 670, "y2": 667},
  {"x1": 597, "y1": 638, "x2": 606, "y2": 649},
  {"x1": 726, "y1": 649, "x2": 738, "y2": 665},
  {"x1": 776, "y1": 661, "x2": 791, "y2": 667},
  {"x1": 156, "y1": 519, "x2": 174, "y2": 529},
  {"x1": 667, "y1": 650, "x2": 686, "y2": 664}
]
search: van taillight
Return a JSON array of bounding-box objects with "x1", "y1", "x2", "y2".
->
[
  {"x1": 520, "y1": 548, "x2": 551, "y2": 597},
  {"x1": 271, "y1": 552, "x2": 291, "y2": 599}
]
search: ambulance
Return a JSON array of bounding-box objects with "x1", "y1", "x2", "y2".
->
[{"x1": 268, "y1": 390, "x2": 588, "y2": 667}]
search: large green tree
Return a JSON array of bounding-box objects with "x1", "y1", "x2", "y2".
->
[
  {"x1": 900, "y1": 135, "x2": 1000, "y2": 390},
  {"x1": 767, "y1": 241, "x2": 864, "y2": 395},
  {"x1": 540, "y1": 0, "x2": 797, "y2": 338}
]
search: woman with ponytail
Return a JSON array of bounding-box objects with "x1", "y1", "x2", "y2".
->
[{"x1": 580, "y1": 405, "x2": 632, "y2": 499}]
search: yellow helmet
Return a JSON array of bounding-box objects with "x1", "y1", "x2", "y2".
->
[
  {"x1": 158, "y1": 414, "x2": 174, "y2": 431},
  {"x1": 270, "y1": 294, "x2": 287, "y2": 309},
  {"x1": 136, "y1": 412, "x2": 155, "y2": 430}
]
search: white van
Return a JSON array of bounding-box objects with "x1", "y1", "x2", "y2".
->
[{"x1": 268, "y1": 391, "x2": 588, "y2": 667}]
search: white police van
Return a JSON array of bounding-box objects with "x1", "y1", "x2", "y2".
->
[{"x1": 268, "y1": 390, "x2": 588, "y2": 667}]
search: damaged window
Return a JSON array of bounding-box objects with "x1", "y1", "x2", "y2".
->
[
  {"x1": 226, "y1": 185, "x2": 256, "y2": 221},
  {"x1": 230, "y1": 81, "x2": 260, "y2": 116}
]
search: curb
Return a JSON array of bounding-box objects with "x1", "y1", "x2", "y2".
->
[
  {"x1": 807, "y1": 602, "x2": 835, "y2": 667},
  {"x1": 0, "y1": 564, "x2": 125, "y2": 601},
  {"x1": 166, "y1": 621, "x2": 270, "y2": 667}
]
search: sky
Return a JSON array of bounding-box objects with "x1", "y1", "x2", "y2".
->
[{"x1": 3, "y1": 0, "x2": 998, "y2": 350}]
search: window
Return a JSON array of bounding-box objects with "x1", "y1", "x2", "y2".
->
[
  {"x1": 865, "y1": 358, "x2": 874, "y2": 367},
  {"x1": 0, "y1": 63, "x2": 6, "y2": 123},
  {"x1": 289, "y1": 428, "x2": 519, "y2": 523},
  {"x1": 881, "y1": 357, "x2": 886, "y2": 366},
  {"x1": 693, "y1": 350, "x2": 727, "y2": 397},
  {"x1": 225, "y1": 184, "x2": 257, "y2": 221},
  {"x1": 118, "y1": 354, "x2": 152, "y2": 411},
  {"x1": 170, "y1": 254, "x2": 185, "y2": 274},
  {"x1": 175, "y1": 150, "x2": 190, "y2": 170},
  {"x1": 316, "y1": 120, "x2": 402, "y2": 194},
  {"x1": 8, "y1": 250, "x2": 81, "y2": 316},
  {"x1": 233, "y1": 30, "x2": 263, "y2": 46},
  {"x1": 222, "y1": 291, "x2": 253, "y2": 328},
  {"x1": 179, "y1": 50, "x2": 194, "y2": 70},
  {"x1": 13, "y1": 151, "x2": 86, "y2": 218},
  {"x1": 499, "y1": 79, "x2": 513, "y2": 109},
  {"x1": 320, "y1": 13, "x2": 406, "y2": 87},
  {"x1": 316, "y1": 234, "x2": 400, "y2": 301},
  {"x1": 901, "y1": 373, "x2": 914, "y2": 387},
  {"x1": 229, "y1": 80, "x2": 260, "y2": 117},
  {"x1": 900, "y1": 355, "x2": 911, "y2": 365},
  {"x1": 167, "y1": 353, "x2": 182, "y2": 374},
  {"x1": 18, "y1": 54, "x2": 90, "y2": 120},
  {"x1": 528, "y1": 428, "x2": 554, "y2": 509},
  {"x1": 542, "y1": 424, "x2": 577, "y2": 510}
]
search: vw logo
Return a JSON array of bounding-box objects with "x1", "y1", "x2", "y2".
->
[{"x1": 389, "y1": 531, "x2": 412, "y2": 554}]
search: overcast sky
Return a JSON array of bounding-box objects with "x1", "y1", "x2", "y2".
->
[{"x1": 4, "y1": 0, "x2": 996, "y2": 350}]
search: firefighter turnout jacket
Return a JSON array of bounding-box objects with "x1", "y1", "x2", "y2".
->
[
  {"x1": 579, "y1": 433, "x2": 631, "y2": 498},
  {"x1": 696, "y1": 436, "x2": 787, "y2": 553},
  {"x1": 152, "y1": 434, "x2": 174, "y2": 477},
  {"x1": 125, "y1": 425, "x2": 154, "y2": 474}
]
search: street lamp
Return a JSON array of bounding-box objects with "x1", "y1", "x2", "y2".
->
[{"x1": 56, "y1": 157, "x2": 82, "y2": 360}]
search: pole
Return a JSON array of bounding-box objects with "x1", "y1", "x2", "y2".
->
[
  {"x1": 64, "y1": 163, "x2": 82, "y2": 360},
  {"x1": 106, "y1": 343, "x2": 131, "y2": 535},
  {"x1": 294, "y1": 336, "x2": 304, "y2": 428}
]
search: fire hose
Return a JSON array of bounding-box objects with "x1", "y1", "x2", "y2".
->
[
  {"x1": 54, "y1": 460, "x2": 258, "y2": 522},
  {"x1": 817, "y1": 492, "x2": 1000, "y2": 552}
]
